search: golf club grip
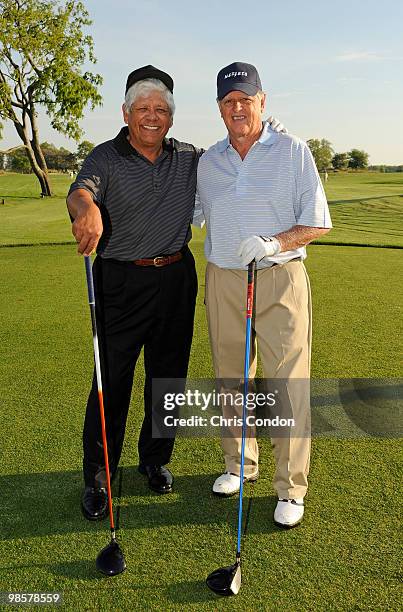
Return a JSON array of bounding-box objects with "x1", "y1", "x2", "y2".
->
[
  {"x1": 247, "y1": 260, "x2": 256, "y2": 285},
  {"x1": 84, "y1": 255, "x2": 95, "y2": 304},
  {"x1": 246, "y1": 261, "x2": 255, "y2": 319}
]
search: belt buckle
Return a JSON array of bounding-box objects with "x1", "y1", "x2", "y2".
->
[{"x1": 153, "y1": 256, "x2": 165, "y2": 267}]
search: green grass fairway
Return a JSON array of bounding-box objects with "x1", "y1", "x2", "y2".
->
[
  {"x1": 319, "y1": 195, "x2": 403, "y2": 247},
  {"x1": 0, "y1": 171, "x2": 402, "y2": 610},
  {"x1": 0, "y1": 173, "x2": 73, "y2": 245},
  {"x1": 324, "y1": 170, "x2": 403, "y2": 200},
  {"x1": 319, "y1": 172, "x2": 403, "y2": 247},
  {"x1": 0, "y1": 242, "x2": 401, "y2": 611}
]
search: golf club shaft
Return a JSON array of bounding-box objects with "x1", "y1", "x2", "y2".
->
[
  {"x1": 84, "y1": 256, "x2": 115, "y2": 535},
  {"x1": 236, "y1": 260, "x2": 256, "y2": 558}
]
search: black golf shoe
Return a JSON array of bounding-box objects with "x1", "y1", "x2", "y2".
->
[
  {"x1": 138, "y1": 464, "x2": 174, "y2": 494},
  {"x1": 81, "y1": 486, "x2": 108, "y2": 521}
]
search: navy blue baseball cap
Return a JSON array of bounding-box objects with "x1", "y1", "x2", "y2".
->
[
  {"x1": 125, "y1": 65, "x2": 174, "y2": 94},
  {"x1": 217, "y1": 62, "x2": 262, "y2": 100}
]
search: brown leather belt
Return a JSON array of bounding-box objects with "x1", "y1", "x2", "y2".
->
[{"x1": 133, "y1": 251, "x2": 182, "y2": 267}]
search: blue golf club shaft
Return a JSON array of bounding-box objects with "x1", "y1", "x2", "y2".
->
[{"x1": 236, "y1": 260, "x2": 256, "y2": 559}]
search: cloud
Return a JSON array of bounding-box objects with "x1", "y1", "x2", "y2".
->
[
  {"x1": 271, "y1": 92, "x2": 293, "y2": 99},
  {"x1": 336, "y1": 77, "x2": 367, "y2": 82},
  {"x1": 335, "y1": 51, "x2": 380, "y2": 62}
]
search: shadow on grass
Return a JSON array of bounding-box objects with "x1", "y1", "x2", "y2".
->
[
  {"x1": 164, "y1": 580, "x2": 219, "y2": 604},
  {"x1": 50, "y1": 560, "x2": 103, "y2": 581},
  {"x1": 0, "y1": 194, "x2": 44, "y2": 199},
  {"x1": 0, "y1": 470, "x2": 279, "y2": 541},
  {"x1": 328, "y1": 193, "x2": 403, "y2": 205},
  {"x1": 0, "y1": 559, "x2": 123, "y2": 583},
  {"x1": 36, "y1": 560, "x2": 101, "y2": 581}
]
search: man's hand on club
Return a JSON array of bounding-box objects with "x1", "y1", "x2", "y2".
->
[
  {"x1": 238, "y1": 235, "x2": 281, "y2": 267},
  {"x1": 267, "y1": 115, "x2": 288, "y2": 134},
  {"x1": 72, "y1": 202, "x2": 103, "y2": 255}
]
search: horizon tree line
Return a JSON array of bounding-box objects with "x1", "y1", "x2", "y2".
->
[{"x1": 1, "y1": 139, "x2": 94, "y2": 174}]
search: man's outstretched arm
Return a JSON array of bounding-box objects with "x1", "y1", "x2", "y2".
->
[
  {"x1": 275, "y1": 225, "x2": 330, "y2": 251},
  {"x1": 67, "y1": 189, "x2": 103, "y2": 256}
]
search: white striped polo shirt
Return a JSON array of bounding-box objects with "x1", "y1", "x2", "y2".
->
[{"x1": 193, "y1": 121, "x2": 332, "y2": 269}]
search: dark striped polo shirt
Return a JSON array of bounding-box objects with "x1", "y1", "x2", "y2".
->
[{"x1": 68, "y1": 127, "x2": 203, "y2": 260}]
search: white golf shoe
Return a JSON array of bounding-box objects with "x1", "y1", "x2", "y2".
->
[
  {"x1": 212, "y1": 471, "x2": 258, "y2": 497},
  {"x1": 274, "y1": 498, "x2": 304, "y2": 528}
]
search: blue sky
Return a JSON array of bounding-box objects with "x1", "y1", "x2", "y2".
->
[{"x1": 2, "y1": 0, "x2": 403, "y2": 164}]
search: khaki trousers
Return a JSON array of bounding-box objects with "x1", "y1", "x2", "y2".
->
[{"x1": 205, "y1": 260, "x2": 312, "y2": 499}]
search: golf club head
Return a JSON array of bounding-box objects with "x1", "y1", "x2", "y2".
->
[
  {"x1": 96, "y1": 539, "x2": 126, "y2": 576},
  {"x1": 206, "y1": 561, "x2": 241, "y2": 596}
]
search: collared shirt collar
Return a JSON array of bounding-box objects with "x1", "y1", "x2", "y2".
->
[
  {"x1": 216, "y1": 120, "x2": 278, "y2": 153},
  {"x1": 113, "y1": 126, "x2": 175, "y2": 157}
]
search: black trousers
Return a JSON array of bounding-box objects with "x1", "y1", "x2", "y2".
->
[{"x1": 83, "y1": 248, "x2": 198, "y2": 487}]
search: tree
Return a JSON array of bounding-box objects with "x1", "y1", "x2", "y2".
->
[
  {"x1": 348, "y1": 149, "x2": 369, "y2": 170},
  {"x1": 0, "y1": 0, "x2": 102, "y2": 196},
  {"x1": 75, "y1": 139, "x2": 94, "y2": 170},
  {"x1": 307, "y1": 139, "x2": 334, "y2": 172},
  {"x1": 40, "y1": 141, "x2": 75, "y2": 171},
  {"x1": 7, "y1": 146, "x2": 31, "y2": 172},
  {"x1": 57, "y1": 146, "x2": 76, "y2": 172},
  {"x1": 332, "y1": 152, "x2": 349, "y2": 171},
  {"x1": 40, "y1": 141, "x2": 60, "y2": 170}
]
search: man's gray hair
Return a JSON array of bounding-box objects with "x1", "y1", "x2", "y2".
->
[
  {"x1": 124, "y1": 78, "x2": 175, "y2": 116},
  {"x1": 217, "y1": 89, "x2": 265, "y2": 103}
]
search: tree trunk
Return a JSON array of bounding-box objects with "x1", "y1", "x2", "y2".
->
[
  {"x1": 26, "y1": 145, "x2": 52, "y2": 196},
  {"x1": 29, "y1": 104, "x2": 52, "y2": 196},
  {"x1": 35, "y1": 167, "x2": 52, "y2": 197},
  {"x1": 13, "y1": 120, "x2": 52, "y2": 196},
  {"x1": 30, "y1": 103, "x2": 51, "y2": 189}
]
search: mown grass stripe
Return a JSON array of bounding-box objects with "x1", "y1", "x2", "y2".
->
[
  {"x1": 328, "y1": 193, "x2": 403, "y2": 205},
  {"x1": 1, "y1": 240, "x2": 402, "y2": 249},
  {"x1": 0, "y1": 240, "x2": 76, "y2": 248}
]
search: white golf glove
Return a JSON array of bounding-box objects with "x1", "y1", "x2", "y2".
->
[
  {"x1": 267, "y1": 115, "x2": 288, "y2": 134},
  {"x1": 238, "y1": 235, "x2": 281, "y2": 267}
]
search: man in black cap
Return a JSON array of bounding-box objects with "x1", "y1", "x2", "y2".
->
[{"x1": 67, "y1": 65, "x2": 201, "y2": 519}]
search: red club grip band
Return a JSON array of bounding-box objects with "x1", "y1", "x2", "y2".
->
[{"x1": 246, "y1": 283, "x2": 254, "y2": 318}]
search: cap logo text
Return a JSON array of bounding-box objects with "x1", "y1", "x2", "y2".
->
[{"x1": 224, "y1": 71, "x2": 248, "y2": 79}]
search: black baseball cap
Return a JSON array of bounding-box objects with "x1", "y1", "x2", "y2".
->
[
  {"x1": 217, "y1": 62, "x2": 262, "y2": 100},
  {"x1": 125, "y1": 65, "x2": 174, "y2": 94}
]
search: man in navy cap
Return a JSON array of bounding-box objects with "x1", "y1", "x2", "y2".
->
[{"x1": 194, "y1": 62, "x2": 332, "y2": 527}]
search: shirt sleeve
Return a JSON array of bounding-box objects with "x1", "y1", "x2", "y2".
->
[
  {"x1": 294, "y1": 143, "x2": 332, "y2": 228},
  {"x1": 192, "y1": 187, "x2": 205, "y2": 228},
  {"x1": 67, "y1": 146, "x2": 108, "y2": 205}
]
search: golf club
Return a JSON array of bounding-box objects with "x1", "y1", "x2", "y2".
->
[
  {"x1": 206, "y1": 260, "x2": 256, "y2": 596},
  {"x1": 84, "y1": 255, "x2": 126, "y2": 577}
]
